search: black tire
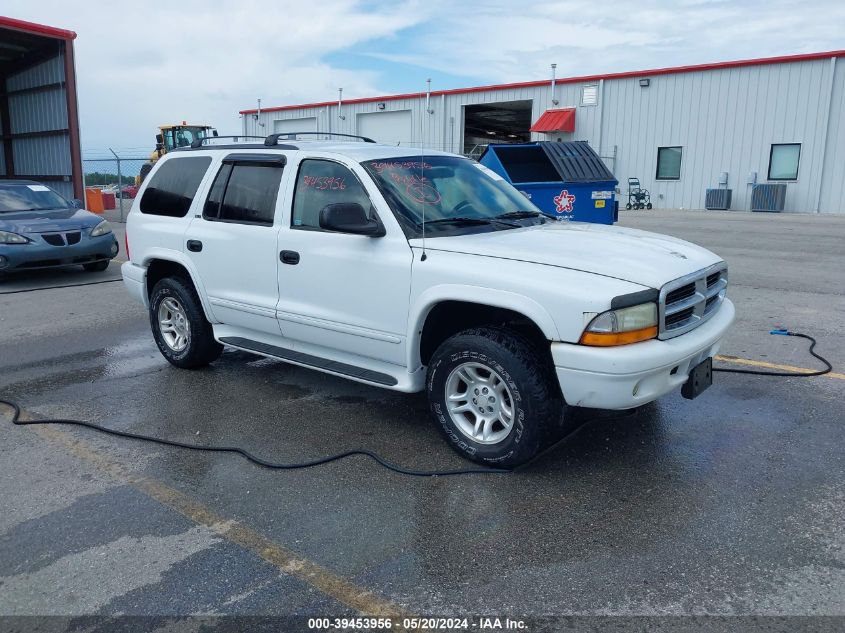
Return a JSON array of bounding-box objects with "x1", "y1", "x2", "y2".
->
[
  {"x1": 82, "y1": 260, "x2": 110, "y2": 272},
  {"x1": 138, "y1": 162, "x2": 153, "y2": 184},
  {"x1": 646, "y1": 202, "x2": 653, "y2": 210},
  {"x1": 426, "y1": 327, "x2": 563, "y2": 467},
  {"x1": 625, "y1": 202, "x2": 632, "y2": 210},
  {"x1": 149, "y1": 276, "x2": 222, "y2": 369}
]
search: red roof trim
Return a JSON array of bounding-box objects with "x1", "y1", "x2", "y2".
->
[
  {"x1": 0, "y1": 16, "x2": 77, "y2": 40},
  {"x1": 240, "y1": 49, "x2": 845, "y2": 115}
]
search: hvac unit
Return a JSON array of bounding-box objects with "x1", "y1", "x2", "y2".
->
[
  {"x1": 751, "y1": 184, "x2": 787, "y2": 212},
  {"x1": 705, "y1": 188, "x2": 732, "y2": 210}
]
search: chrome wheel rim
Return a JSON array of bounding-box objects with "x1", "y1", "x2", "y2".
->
[
  {"x1": 444, "y1": 362, "x2": 515, "y2": 445},
  {"x1": 158, "y1": 297, "x2": 190, "y2": 352}
]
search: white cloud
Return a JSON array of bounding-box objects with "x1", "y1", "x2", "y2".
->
[
  {"x1": 3, "y1": 0, "x2": 843, "y2": 154},
  {"x1": 368, "y1": 0, "x2": 845, "y2": 82},
  {"x1": 4, "y1": 0, "x2": 430, "y2": 152}
]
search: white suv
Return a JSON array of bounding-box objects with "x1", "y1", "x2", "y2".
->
[{"x1": 122, "y1": 134, "x2": 734, "y2": 466}]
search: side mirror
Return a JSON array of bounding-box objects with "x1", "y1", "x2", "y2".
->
[
  {"x1": 155, "y1": 133, "x2": 163, "y2": 144},
  {"x1": 319, "y1": 203, "x2": 384, "y2": 237},
  {"x1": 70, "y1": 198, "x2": 83, "y2": 208}
]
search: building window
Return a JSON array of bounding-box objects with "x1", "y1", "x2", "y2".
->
[
  {"x1": 656, "y1": 146, "x2": 683, "y2": 180},
  {"x1": 768, "y1": 143, "x2": 800, "y2": 181},
  {"x1": 292, "y1": 159, "x2": 374, "y2": 230},
  {"x1": 580, "y1": 84, "x2": 598, "y2": 106},
  {"x1": 140, "y1": 156, "x2": 211, "y2": 217}
]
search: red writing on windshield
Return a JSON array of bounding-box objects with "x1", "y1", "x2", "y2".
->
[{"x1": 370, "y1": 160, "x2": 432, "y2": 174}]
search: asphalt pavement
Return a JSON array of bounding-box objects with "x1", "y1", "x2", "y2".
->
[{"x1": 0, "y1": 210, "x2": 843, "y2": 630}]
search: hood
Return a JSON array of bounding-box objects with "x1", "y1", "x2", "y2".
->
[
  {"x1": 0, "y1": 208, "x2": 101, "y2": 234},
  {"x1": 412, "y1": 221, "x2": 723, "y2": 288}
]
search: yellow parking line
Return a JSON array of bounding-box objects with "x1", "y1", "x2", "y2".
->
[
  {"x1": 13, "y1": 409, "x2": 409, "y2": 618},
  {"x1": 715, "y1": 355, "x2": 845, "y2": 380}
]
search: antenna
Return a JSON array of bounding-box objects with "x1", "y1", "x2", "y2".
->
[{"x1": 419, "y1": 85, "x2": 427, "y2": 261}]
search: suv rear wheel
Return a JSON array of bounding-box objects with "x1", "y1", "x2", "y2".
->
[
  {"x1": 426, "y1": 327, "x2": 563, "y2": 467},
  {"x1": 149, "y1": 276, "x2": 222, "y2": 368}
]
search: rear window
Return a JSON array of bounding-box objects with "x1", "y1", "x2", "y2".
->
[
  {"x1": 203, "y1": 162, "x2": 283, "y2": 226},
  {"x1": 140, "y1": 156, "x2": 211, "y2": 217}
]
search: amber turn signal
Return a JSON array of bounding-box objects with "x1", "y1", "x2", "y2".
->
[{"x1": 580, "y1": 326, "x2": 658, "y2": 347}]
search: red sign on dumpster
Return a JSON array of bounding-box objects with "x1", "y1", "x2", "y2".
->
[{"x1": 554, "y1": 189, "x2": 575, "y2": 214}]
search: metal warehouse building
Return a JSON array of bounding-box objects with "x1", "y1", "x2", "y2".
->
[
  {"x1": 0, "y1": 16, "x2": 83, "y2": 201},
  {"x1": 241, "y1": 50, "x2": 845, "y2": 214}
]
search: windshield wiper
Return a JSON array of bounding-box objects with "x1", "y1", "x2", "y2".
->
[
  {"x1": 422, "y1": 216, "x2": 520, "y2": 229},
  {"x1": 495, "y1": 210, "x2": 553, "y2": 221},
  {"x1": 424, "y1": 217, "x2": 491, "y2": 226}
]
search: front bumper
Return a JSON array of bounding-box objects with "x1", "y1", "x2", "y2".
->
[
  {"x1": 0, "y1": 233, "x2": 119, "y2": 271},
  {"x1": 552, "y1": 299, "x2": 735, "y2": 409}
]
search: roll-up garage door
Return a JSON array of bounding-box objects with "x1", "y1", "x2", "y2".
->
[{"x1": 356, "y1": 110, "x2": 412, "y2": 147}]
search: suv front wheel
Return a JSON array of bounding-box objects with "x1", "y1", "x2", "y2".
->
[
  {"x1": 427, "y1": 327, "x2": 563, "y2": 467},
  {"x1": 149, "y1": 276, "x2": 222, "y2": 368}
]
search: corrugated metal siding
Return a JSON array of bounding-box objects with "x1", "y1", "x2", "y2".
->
[
  {"x1": 12, "y1": 134, "x2": 71, "y2": 174},
  {"x1": 3, "y1": 50, "x2": 72, "y2": 182},
  {"x1": 9, "y1": 88, "x2": 68, "y2": 133},
  {"x1": 819, "y1": 59, "x2": 844, "y2": 213},
  {"x1": 245, "y1": 56, "x2": 843, "y2": 213},
  {"x1": 5, "y1": 55, "x2": 64, "y2": 91}
]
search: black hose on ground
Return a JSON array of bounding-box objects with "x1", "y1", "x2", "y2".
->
[
  {"x1": 0, "y1": 278, "x2": 123, "y2": 295},
  {"x1": 1, "y1": 332, "x2": 832, "y2": 476},
  {"x1": 713, "y1": 331, "x2": 831, "y2": 377},
  {"x1": 0, "y1": 399, "x2": 512, "y2": 477}
]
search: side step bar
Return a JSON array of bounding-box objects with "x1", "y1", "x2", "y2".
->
[{"x1": 219, "y1": 336, "x2": 398, "y2": 387}]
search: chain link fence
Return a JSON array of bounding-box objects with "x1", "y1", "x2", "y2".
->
[{"x1": 82, "y1": 152, "x2": 150, "y2": 222}]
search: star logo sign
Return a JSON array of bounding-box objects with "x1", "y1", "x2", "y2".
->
[{"x1": 553, "y1": 189, "x2": 576, "y2": 214}]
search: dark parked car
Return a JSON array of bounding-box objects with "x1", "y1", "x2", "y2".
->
[
  {"x1": 115, "y1": 185, "x2": 138, "y2": 199},
  {"x1": 0, "y1": 180, "x2": 119, "y2": 273}
]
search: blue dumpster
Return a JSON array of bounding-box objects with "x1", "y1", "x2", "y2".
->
[{"x1": 479, "y1": 141, "x2": 618, "y2": 224}]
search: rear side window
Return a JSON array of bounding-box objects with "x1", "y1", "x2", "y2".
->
[
  {"x1": 203, "y1": 163, "x2": 283, "y2": 226},
  {"x1": 140, "y1": 157, "x2": 211, "y2": 217}
]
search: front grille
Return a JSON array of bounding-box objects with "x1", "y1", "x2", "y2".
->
[
  {"x1": 666, "y1": 283, "x2": 695, "y2": 305},
  {"x1": 42, "y1": 233, "x2": 65, "y2": 246},
  {"x1": 665, "y1": 306, "x2": 695, "y2": 327},
  {"x1": 40, "y1": 231, "x2": 84, "y2": 246},
  {"x1": 659, "y1": 264, "x2": 728, "y2": 339}
]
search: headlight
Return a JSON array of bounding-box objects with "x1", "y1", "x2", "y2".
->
[
  {"x1": 580, "y1": 302, "x2": 658, "y2": 346},
  {"x1": 90, "y1": 220, "x2": 112, "y2": 237},
  {"x1": 0, "y1": 230, "x2": 29, "y2": 244}
]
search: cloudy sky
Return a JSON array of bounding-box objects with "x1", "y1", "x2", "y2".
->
[{"x1": 5, "y1": 0, "x2": 844, "y2": 156}]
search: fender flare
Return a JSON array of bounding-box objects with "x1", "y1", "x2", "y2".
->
[
  {"x1": 406, "y1": 284, "x2": 560, "y2": 369},
  {"x1": 142, "y1": 248, "x2": 219, "y2": 323}
]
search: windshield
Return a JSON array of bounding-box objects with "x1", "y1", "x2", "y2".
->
[
  {"x1": 167, "y1": 126, "x2": 211, "y2": 149},
  {"x1": 0, "y1": 184, "x2": 71, "y2": 212},
  {"x1": 362, "y1": 155, "x2": 544, "y2": 237}
]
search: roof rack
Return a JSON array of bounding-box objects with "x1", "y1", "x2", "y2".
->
[
  {"x1": 264, "y1": 132, "x2": 376, "y2": 146},
  {"x1": 189, "y1": 135, "x2": 267, "y2": 149}
]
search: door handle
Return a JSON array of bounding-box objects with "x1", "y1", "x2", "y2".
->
[
  {"x1": 280, "y1": 250, "x2": 300, "y2": 265},
  {"x1": 187, "y1": 240, "x2": 203, "y2": 252}
]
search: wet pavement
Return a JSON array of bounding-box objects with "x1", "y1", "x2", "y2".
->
[{"x1": 0, "y1": 211, "x2": 843, "y2": 625}]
